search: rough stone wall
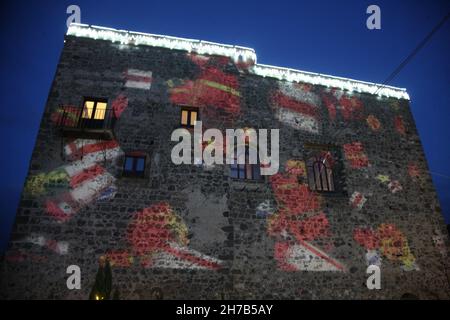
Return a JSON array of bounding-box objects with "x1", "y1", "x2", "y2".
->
[{"x1": 1, "y1": 35, "x2": 449, "y2": 300}]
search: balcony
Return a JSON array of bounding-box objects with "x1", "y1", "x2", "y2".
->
[{"x1": 54, "y1": 104, "x2": 117, "y2": 140}]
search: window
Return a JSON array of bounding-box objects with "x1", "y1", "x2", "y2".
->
[
  {"x1": 306, "y1": 149, "x2": 337, "y2": 192},
  {"x1": 230, "y1": 146, "x2": 261, "y2": 180},
  {"x1": 55, "y1": 97, "x2": 115, "y2": 139},
  {"x1": 82, "y1": 98, "x2": 108, "y2": 120},
  {"x1": 180, "y1": 107, "x2": 199, "y2": 127},
  {"x1": 123, "y1": 154, "x2": 146, "y2": 177}
]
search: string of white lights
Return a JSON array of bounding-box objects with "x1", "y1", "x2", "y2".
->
[{"x1": 67, "y1": 23, "x2": 410, "y2": 100}]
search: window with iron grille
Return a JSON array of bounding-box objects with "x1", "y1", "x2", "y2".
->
[
  {"x1": 55, "y1": 97, "x2": 116, "y2": 138},
  {"x1": 306, "y1": 145, "x2": 342, "y2": 192}
]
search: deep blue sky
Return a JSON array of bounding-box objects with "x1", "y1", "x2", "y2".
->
[{"x1": 0, "y1": 0, "x2": 449, "y2": 253}]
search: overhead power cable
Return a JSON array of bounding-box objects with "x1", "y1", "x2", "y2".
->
[{"x1": 374, "y1": 10, "x2": 450, "y2": 95}]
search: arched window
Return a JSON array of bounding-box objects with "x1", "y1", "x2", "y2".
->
[{"x1": 307, "y1": 152, "x2": 335, "y2": 192}]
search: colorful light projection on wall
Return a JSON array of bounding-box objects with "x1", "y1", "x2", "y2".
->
[
  {"x1": 321, "y1": 89, "x2": 364, "y2": 123},
  {"x1": 267, "y1": 160, "x2": 345, "y2": 272},
  {"x1": 168, "y1": 54, "x2": 241, "y2": 125},
  {"x1": 107, "y1": 202, "x2": 223, "y2": 270},
  {"x1": 354, "y1": 224, "x2": 418, "y2": 271},
  {"x1": 394, "y1": 115, "x2": 406, "y2": 135},
  {"x1": 376, "y1": 174, "x2": 403, "y2": 194},
  {"x1": 343, "y1": 142, "x2": 369, "y2": 169},
  {"x1": 111, "y1": 94, "x2": 129, "y2": 118},
  {"x1": 124, "y1": 69, "x2": 153, "y2": 90},
  {"x1": 25, "y1": 139, "x2": 122, "y2": 222},
  {"x1": 366, "y1": 115, "x2": 381, "y2": 131},
  {"x1": 349, "y1": 191, "x2": 367, "y2": 210},
  {"x1": 270, "y1": 82, "x2": 321, "y2": 134}
]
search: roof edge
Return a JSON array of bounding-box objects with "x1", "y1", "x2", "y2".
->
[{"x1": 66, "y1": 23, "x2": 410, "y2": 100}]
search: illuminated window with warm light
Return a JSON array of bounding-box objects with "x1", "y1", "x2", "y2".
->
[
  {"x1": 82, "y1": 98, "x2": 108, "y2": 120},
  {"x1": 180, "y1": 107, "x2": 199, "y2": 127}
]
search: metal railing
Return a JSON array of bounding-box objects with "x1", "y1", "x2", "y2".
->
[{"x1": 55, "y1": 105, "x2": 116, "y2": 131}]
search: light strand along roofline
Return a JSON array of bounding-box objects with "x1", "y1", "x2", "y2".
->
[{"x1": 66, "y1": 23, "x2": 410, "y2": 100}]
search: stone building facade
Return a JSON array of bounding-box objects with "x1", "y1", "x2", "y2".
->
[{"x1": 1, "y1": 24, "x2": 449, "y2": 299}]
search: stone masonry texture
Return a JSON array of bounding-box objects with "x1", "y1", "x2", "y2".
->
[{"x1": 0, "y1": 31, "x2": 449, "y2": 300}]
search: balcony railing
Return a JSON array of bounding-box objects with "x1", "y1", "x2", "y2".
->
[{"x1": 54, "y1": 105, "x2": 117, "y2": 139}]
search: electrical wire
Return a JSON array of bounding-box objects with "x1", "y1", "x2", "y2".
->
[{"x1": 374, "y1": 10, "x2": 450, "y2": 95}]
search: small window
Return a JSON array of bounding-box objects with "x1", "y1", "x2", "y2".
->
[
  {"x1": 180, "y1": 107, "x2": 199, "y2": 127},
  {"x1": 230, "y1": 146, "x2": 261, "y2": 180},
  {"x1": 306, "y1": 148, "x2": 338, "y2": 192},
  {"x1": 82, "y1": 98, "x2": 108, "y2": 120},
  {"x1": 123, "y1": 154, "x2": 146, "y2": 177}
]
